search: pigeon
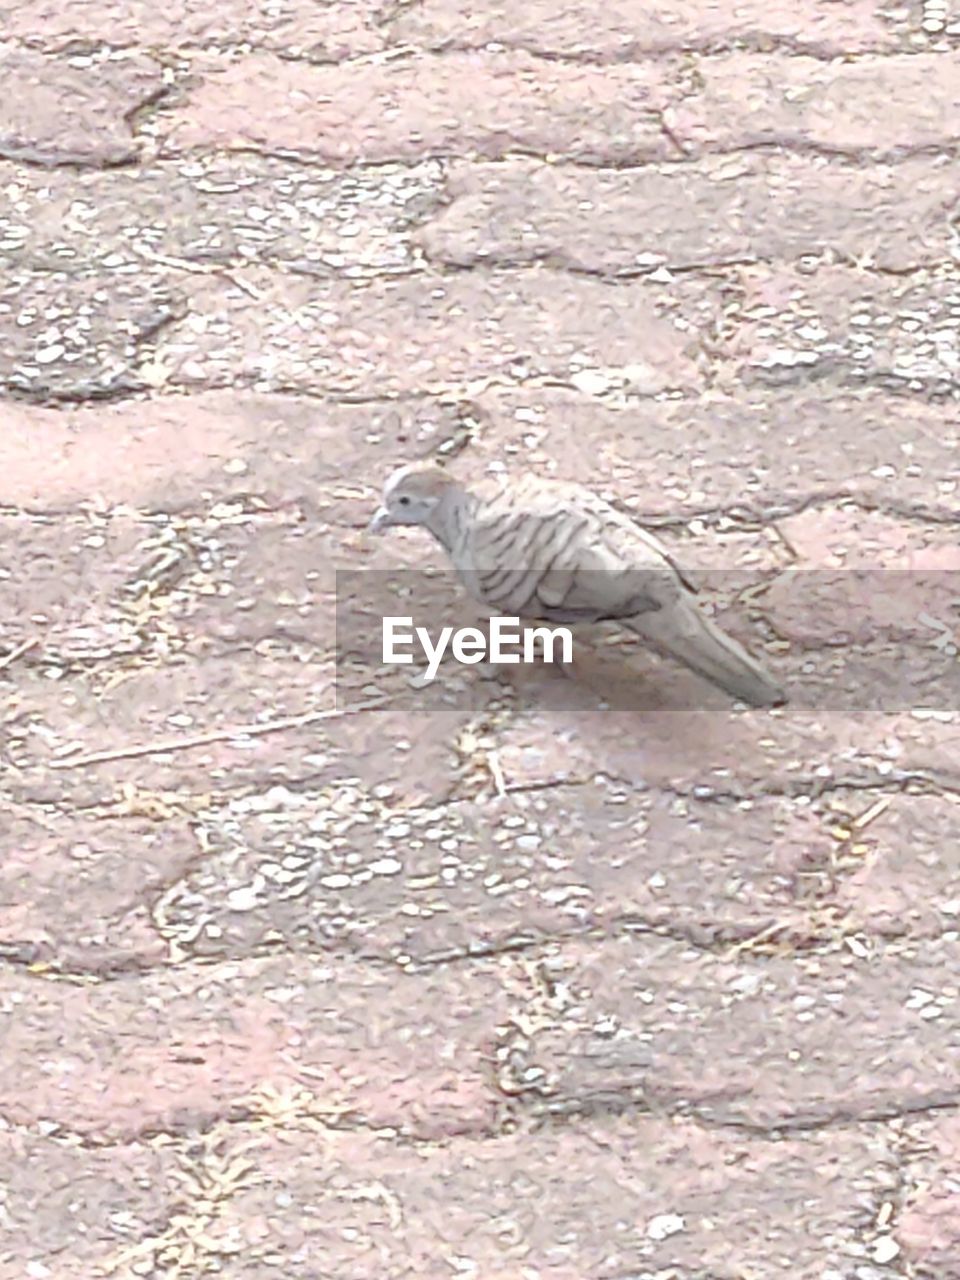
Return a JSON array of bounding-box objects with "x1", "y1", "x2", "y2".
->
[{"x1": 368, "y1": 463, "x2": 786, "y2": 707}]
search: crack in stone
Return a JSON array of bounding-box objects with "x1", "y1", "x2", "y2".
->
[
  {"x1": 0, "y1": 946, "x2": 162, "y2": 981},
  {"x1": 699, "y1": 1091, "x2": 960, "y2": 1137},
  {"x1": 633, "y1": 491, "x2": 960, "y2": 531},
  {"x1": 376, "y1": 38, "x2": 921, "y2": 69},
  {"x1": 151, "y1": 132, "x2": 960, "y2": 178},
  {"x1": 8, "y1": 28, "x2": 929, "y2": 72},
  {"x1": 81, "y1": 133, "x2": 959, "y2": 183},
  {"x1": 2, "y1": 379, "x2": 149, "y2": 406},
  {"x1": 686, "y1": 136, "x2": 960, "y2": 165},
  {"x1": 0, "y1": 145, "x2": 144, "y2": 173},
  {"x1": 0, "y1": 489, "x2": 951, "y2": 536},
  {"x1": 394, "y1": 908, "x2": 939, "y2": 971},
  {"x1": 3, "y1": 1101, "x2": 507, "y2": 1160},
  {"x1": 515, "y1": 1085, "x2": 960, "y2": 1138},
  {"x1": 502, "y1": 769, "x2": 960, "y2": 804},
  {"x1": 421, "y1": 242, "x2": 952, "y2": 285}
]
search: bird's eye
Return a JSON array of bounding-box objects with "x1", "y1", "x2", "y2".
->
[{"x1": 398, "y1": 496, "x2": 411, "y2": 507}]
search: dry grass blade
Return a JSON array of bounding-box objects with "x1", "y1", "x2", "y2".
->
[
  {"x1": 0, "y1": 637, "x2": 39, "y2": 671},
  {"x1": 50, "y1": 696, "x2": 391, "y2": 770}
]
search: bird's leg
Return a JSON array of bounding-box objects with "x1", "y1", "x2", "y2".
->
[
  {"x1": 553, "y1": 643, "x2": 578, "y2": 681},
  {"x1": 405, "y1": 633, "x2": 454, "y2": 690},
  {"x1": 556, "y1": 650, "x2": 578, "y2": 681},
  {"x1": 527, "y1": 625, "x2": 578, "y2": 680},
  {"x1": 476, "y1": 617, "x2": 504, "y2": 681}
]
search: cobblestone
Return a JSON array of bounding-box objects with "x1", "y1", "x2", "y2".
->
[
  {"x1": 419, "y1": 154, "x2": 958, "y2": 275},
  {"x1": 2, "y1": 2, "x2": 960, "y2": 1275},
  {"x1": 0, "y1": 45, "x2": 163, "y2": 167},
  {"x1": 665, "y1": 51, "x2": 960, "y2": 157},
  {"x1": 159, "y1": 51, "x2": 675, "y2": 166},
  {"x1": 391, "y1": 0, "x2": 907, "y2": 56}
]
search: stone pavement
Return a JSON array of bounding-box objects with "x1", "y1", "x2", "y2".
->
[{"x1": 2, "y1": 2, "x2": 960, "y2": 1277}]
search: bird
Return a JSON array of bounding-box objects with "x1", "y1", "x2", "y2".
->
[{"x1": 368, "y1": 462, "x2": 786, "y2": 707}]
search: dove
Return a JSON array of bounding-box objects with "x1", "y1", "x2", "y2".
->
[{"x1": 368, "y1": 463, "x2": 786, "y2": 707}]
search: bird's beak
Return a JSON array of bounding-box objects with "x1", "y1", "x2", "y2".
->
[{"x1": 368, "y1": 506, "x2": 392, "y2": 534}]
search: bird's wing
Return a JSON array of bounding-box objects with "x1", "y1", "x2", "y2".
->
[{"x1": 459, "y1": 475, "x2": 689, "y2": 621}]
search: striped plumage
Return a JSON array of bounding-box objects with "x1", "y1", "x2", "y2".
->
[{"x1": 369, "y1": 463, "x2": 786, "y2": 708}]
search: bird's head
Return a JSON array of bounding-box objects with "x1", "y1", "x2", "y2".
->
[{"x1": 367, "y1": 463, "x2": 458, "y2": 533}]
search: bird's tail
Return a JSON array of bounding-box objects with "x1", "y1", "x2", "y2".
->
[{"x1": 627, "y1": 598, "x2": 786, "y2": 708}]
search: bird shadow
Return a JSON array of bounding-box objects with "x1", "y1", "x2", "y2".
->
[{"x1": 489, "y1": 633, "x2": 740, "y2": 715}]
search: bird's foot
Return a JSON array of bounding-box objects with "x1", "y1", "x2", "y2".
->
[
  {"x1": 524, "y1": 630, "x2": 578, "y2": 681},
  {"x1": 555, "y1": 656, "x2": 578, "y2": 682}
]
